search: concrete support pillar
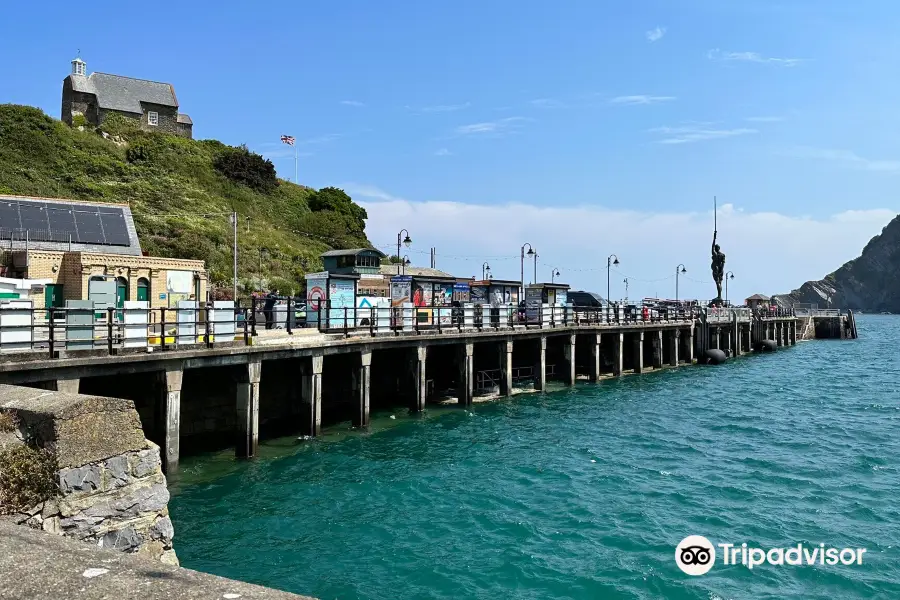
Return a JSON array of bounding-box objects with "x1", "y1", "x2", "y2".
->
[
  {"x1": 51, "y1": 378, "x2": 81, "y2": 394},
  {"x1": 714, "y1": 327, "x2": 721, "y2": 351},
  {"x1": 784, "y1": 322, "x2": 790, "y2": 346},
  {"x1": 733, "y1": 320, "x2": 741, "y2": 356},
  {"x1": 564, "y1": 334, "x2": 576, "y2": 385},
  {"x1": 633, "y1": 332, "x2": 644, "y2": 374},
  {"x1": 354, "y1": 351, "x2": 372, "y2": 428},
  {"x1": 412, "y1": 345, "x2": 428, "y2": 412},
  {"x1": 535, "y1": 337, "x2": 547, "y2": 390},
  {"x1": 236, "y1": 358, "x2": 262, "y2": 459},
  {"x1": 652, "y1": 330, "x2": 663, "y2": 368},
  {"x1": 590, "y1": 334, "x2": 601, "y2": 383},
  {"x1": 776, "y1": 323, "x2": 783, "y2": 346},
  {"x1": 745, "y1": 323, "x2": 752, "y2": 354},
  {"x1": 686, "y1": 327, "x2": 694, "y2": 363},
  {"x1": 499, "y1": 340, "x2": 513, "y2": 396},
  {"x1": 458, "y1": 343, "x2": 474, "y2": 406},
  {"x1": 301, "y1": 353, "x2": 324, "y2": 437},
  {"x1": 791, "y1": 321, "x2": 797, "y2": 345},
  {"x1": 160, "y1": 367, "x2": 183, "y2": 475},
  {"x1": 612, "y1": 332, "x2": 623, "y2": 377},
  {"x1": 668, "y1": 330, "x2": 679, "y2": 366}
]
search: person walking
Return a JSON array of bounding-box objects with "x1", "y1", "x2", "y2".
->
[{"x1": 263, "y1": 290, "x2": 278, "y2": 330}]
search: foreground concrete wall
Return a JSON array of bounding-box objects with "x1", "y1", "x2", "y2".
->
[
  {"x1": 0, "y1": 520, "x2": 314, "y2": 599},
  {"x1": 0, "y1": 385, "x2": 177, "y2": 564}
]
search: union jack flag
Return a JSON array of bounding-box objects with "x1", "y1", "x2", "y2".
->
[{"x1": 280, "y1": 135, "x2": 295, "y2": 146}]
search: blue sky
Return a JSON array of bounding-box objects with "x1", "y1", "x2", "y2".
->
[{"x1": 3, "y1": 0, "x2": 899, "y2": 301}]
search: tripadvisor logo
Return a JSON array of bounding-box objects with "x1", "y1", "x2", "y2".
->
[{"x1": 675, "y1": 536, "x2": 867, "y2": 575}]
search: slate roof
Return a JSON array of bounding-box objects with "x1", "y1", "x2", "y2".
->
[
  {"x1": 69, "y1": 72, "x2": 178, "y2": 114},
  {"x1": 321, "y1": 248, "x2": 386, "y2": 258},
  {"x1": 176, "y1": 114, "x2": 193, "y2": 125},
  {"x1": 745, "y1": 293, "x2": 771, "y2": 301}
]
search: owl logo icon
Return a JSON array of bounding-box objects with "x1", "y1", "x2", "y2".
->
[{"x1": 675, "y1": 535, "x2": 716, "y2": 575}]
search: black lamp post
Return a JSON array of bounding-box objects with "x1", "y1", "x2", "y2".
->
[
  {"x1": 397, "y1": 229, "x2": 412, "y2": 274},
  {"x1": 725, "y1": 271, "x2": 734, "y2": 305},
  {"x1": 520, "y1": 243, "x2": 535, "y2": 297},
  {"x1": 482, "y1": 262, "x2": 492, "y2": 280},
  {"x1": 551, "y1": 268, "x2": 560, "y2": 283},
  {"x1": 402, "y1": 255, "x2": 411, "y2": 276},
  {"x1": 675, "y1": 264, "x2": 687, "y2": 302},
  {"x1": 606, "y1": 254, "x2": 619, "y2": 304}
]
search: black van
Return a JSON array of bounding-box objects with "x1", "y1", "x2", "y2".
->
[{"x1": 567, "y1": 290, "x2": 605, "y2": 307}]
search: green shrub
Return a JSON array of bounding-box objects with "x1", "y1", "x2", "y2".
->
[
  {"x1": 213, "y1": 145, "x2": 277, "y2": 193},
  {"x1": 126, "y1": 138, "x2": 154, "y2": 163},
  {"x1": 0, "y1": 445, "x2": 58, "y2": 514},
  {"x1": 71, "y1": 114, "x2": 87, "y2": 128},
  {"x1": 98, "y1": 112, "x2": 141, "y2": 138}
]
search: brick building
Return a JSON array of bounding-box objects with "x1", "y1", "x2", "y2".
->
[
  {"x1": 61, "y1": 56, "x2": 193, "y2": 138},
  {"x1": 0, "y1": 195, "x2": 206, "y2": 309}
]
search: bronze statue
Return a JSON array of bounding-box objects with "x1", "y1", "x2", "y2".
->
[{"x1": 711, "y1": 230, "x2": 725, "y2": 303}]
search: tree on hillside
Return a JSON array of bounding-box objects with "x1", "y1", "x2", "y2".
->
[
  {"x1": 213, "y1": 145, "x2": 277, "y2": 193},
  {"x1": 307, "y1": 187, "x2": 367, "y2": 235}
]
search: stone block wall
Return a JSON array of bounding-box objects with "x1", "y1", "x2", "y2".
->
[{"x1": 0, "y1": 385, "x2": 178, "y2": 565}]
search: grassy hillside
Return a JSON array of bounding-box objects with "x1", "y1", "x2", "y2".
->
[{"x1": 0, "y1": 104, "x2": 371, "y2": 296}]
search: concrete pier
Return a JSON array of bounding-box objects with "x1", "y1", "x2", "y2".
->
[
  {"x1": 633, "y1": 332, "x2": 644, "y2": 374},
  {"x1": 414, "y1": 345, "x2": 428, "y2": 411},
  {"x1": 458, "y1": 343, "x2": 474, "y2": 405},
  {"x1": 564, "y1": 334, "x2": 576, "y2": 385},
  {"x1": 612, "y1": 332, "x2": 624, "y2": 376},
  {"x1": 235, "y1": 358, "x2": 261, "y2": 459},
  {"x1": 590, "y1": 334, "x2": 602, "y2": 383},
  {"x1": 499, "y1": 341, "x2": 513, "y2": 396},
  {"x1": 355, "y1": 351, "x2": 372, "y2": 428},
  {"x1": 160, "y1": 366, "x2": 183, "y2": 474},
  {"x1": 0, "y1": 309, "x2": 799, "y2": 461}
]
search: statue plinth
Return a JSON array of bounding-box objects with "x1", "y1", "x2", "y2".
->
[{"x1": 708, "y1": 297, "x2": 724, "y2": 308}]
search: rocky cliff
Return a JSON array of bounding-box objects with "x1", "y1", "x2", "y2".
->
[{"x1": 773, "y1": 214, "x2": 900, "y2": 312}]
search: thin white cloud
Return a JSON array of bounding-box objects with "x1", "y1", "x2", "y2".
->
[
  {"x1": 454, "y1": 117, "x2": 529, "y2": 136},
  {"x1": 529, "y1": 98, "x2": 568, "y2": 109},
  {"x1": 411, "y1": 102, "x2": 472, "y2": 113},
  {"x1": 650, "y1": 125, "x2": 757, "y2": 145},
  {"x1": 340, "y1": 100, "x2": 365, "y2": 107},
  {"x1": 646, "y1": 26, "x2": 666, "y2": 42},
  {"x1": 354, "y1": 185, "x2": 895, "y2": 301},
  {"x1": 610, "y1": 95, "x2": 676, "y2": 106},
  {"x1": 745, "y1": 116, "x2": 785, "y2": 123},
  {"x1": 786, "y1": 147, "x2": 900, "y2": 172},
  {"x1": 708, "y1": 49, "x2": 805, "y2": 67},
  {"x1": 434, "y1": 148, "x2": 452, "y2": 156}
]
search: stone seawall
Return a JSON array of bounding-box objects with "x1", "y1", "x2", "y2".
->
[{"x1": 0, "y1": 385, "x2": 176, "y2": 564}]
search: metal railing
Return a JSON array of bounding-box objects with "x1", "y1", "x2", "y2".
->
[
  {"x1": 794, "y1": 307, "x2": 841, "y2": 317},
  {"x1": 0, "y1": 303, "x2": 250, "y2": 357}
]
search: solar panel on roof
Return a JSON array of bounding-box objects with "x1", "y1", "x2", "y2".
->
[
  {"x1": 74, "y1": 209, "x2": 104, "y2": 244},
  {"x1": 99, "y1": 211, "x2": 130, "y2": 246},
  {"x1": 47, "y1": 206, "x2": 77, "y2": 242},
  {"x1": 0, "y1": 199, "x2": 132, "y2": 247}
]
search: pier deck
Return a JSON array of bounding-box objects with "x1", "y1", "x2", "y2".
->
[{"x1": 0, "y1": 305, "x2": 800, "y2": 473}]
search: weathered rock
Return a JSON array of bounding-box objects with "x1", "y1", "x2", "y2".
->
[
  {"x1": 59, "y1": 464, "x2": 101, "y2": 494},
  {"x1": 2, "y1": 387, "x2": 177, "y2": 564},
  {"x1": 0, "y1": 386, "x2": 145, "y2": 468},
  {"x1": 104, "y1": 455, "x2": 131, "y2": 489},
  {"x1": 100, "y1": 525, "x2": 143, "y2": 552},
  {"x1": 131, "y1": 445, "x2": 160, "y2": 478},
  {"x1": 150, "y1": 516, "x2": 174, "y2": 542}
]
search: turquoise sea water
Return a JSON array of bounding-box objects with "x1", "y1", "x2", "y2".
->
[{"x1": 170, "y1": 316, "x2": 900, "y2": 600}]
